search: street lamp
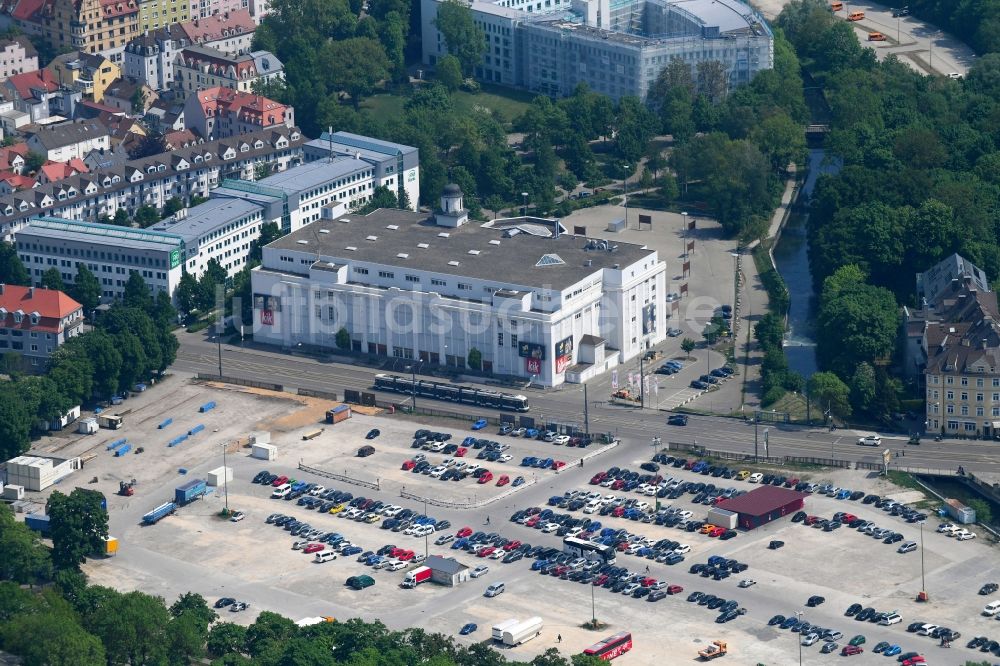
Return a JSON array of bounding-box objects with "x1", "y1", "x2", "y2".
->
[
  {"x1": 621, "y1": 163, "x2": 630, "y2": 228},
  {"x1": 796, "y1": 611, "x2": 803, "y2": 666},
  {"x1": 730, "y1": 249, "x2": 740, "y2": 336},
  {"x1": 423, "y1": 497, "x2": 429, "y2": 559},
  {"x1": 521, "y1": 191, "x2": 529, "y2": 217},
  {"x1": 220, "y1": 441, "x2": 229, "y2": 514},
  {"x1": 652, "y1": 436, "x2": 661, "y2": 456},
  {"x1": 918, "y1": 521, "x2": 927, "y2": 601}
]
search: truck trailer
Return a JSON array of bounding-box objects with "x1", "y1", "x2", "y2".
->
[
  {"x1": 491, "y1": 619, "x2": 519, "y2": 642},
  {"x1": 104, "y1": 535, "x2": 119, "y2": 556},
  {"x1": 24, "y1": 513, "x2": 50, "y2": 535},
  {"x1": 143, "y1": 502, "x2": 177, "y2": 525},
  {"x1": 401, "y1": 566, "x2": 432, "y2": 588},
  {"x1": 501, "y1": 617, "x2": 543, "y2": 646},
  {"x1": 175, "y1": 479, "x2": 208, "y2": 505}
]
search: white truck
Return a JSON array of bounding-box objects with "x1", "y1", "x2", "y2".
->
[
  {"x1": 500, "y1": 617, "x2": 543, "y2": 646},
  {"x1": 400, "y1": 566, "x2": 432, "y2": 589}
]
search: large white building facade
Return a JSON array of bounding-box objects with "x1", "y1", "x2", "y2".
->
[
  {"x1": 421, "y1": 0, "x2": 773, "y2": 100},
  {"x1": 251, "y1": 186, "x2": 665, "y2": 386}
]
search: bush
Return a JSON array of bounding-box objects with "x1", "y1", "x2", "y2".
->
[{"x1": 762, "y1": 386, "x2": 786, "y2": 406}]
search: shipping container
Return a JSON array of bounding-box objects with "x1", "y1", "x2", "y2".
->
[
  {"x1": 945, "y1": 498, "x2": 976, "y2": 524},
  {"x1": 24, "y1": 513, "x2": 51, "y2": 534},
  {"x1": 98, "y1": 414, "x2": 124, "y2": 429},
  {"x1": 175, "y1": 479, "x2": 208, "y2": 505},
  {"x1": 326, "y1": 405, "x2": 351, "y2": 424},
  {"x1": 251, "y1": 443, "x2": 277, "y2": 460},
  {"x1": 77, "y1": 418, "x2": 99, "y2": 434},
  {"x1": 114, "y1": 444, "x2": 132, "y2": 457},
  {"x1": 158, "y1": 418, "x2": 173, "y2": 429},
  {"x1": 49, "y1": 405, "x2": 81, "y2": 431},
  {"x1": 104, "y1": 535, "x2": 118, "y2": 556},
  {"x1": 302, "y1": 429, "x2": 323, "y2": 440},
  {"x1": 199, "y1": 401, "x2": 216, "y2": 413},
  {"x1": 207, "y1": 466, "x2": 233, "y2": 487},
  {"x1": 106, "y1": 438, "x2": 127, "y2": 451}
]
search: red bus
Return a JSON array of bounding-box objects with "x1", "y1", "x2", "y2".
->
[{"x1": 583, "y1": 632, "x2": 633, "y2": 661}]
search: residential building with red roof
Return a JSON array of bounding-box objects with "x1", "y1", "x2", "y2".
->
[
  {"x1": 177, "y1": 9, "x2": 255, "y2": 55},
  {"x1": 0, "y1": 172, "x2": 37, "y2": 194},
  {"x1": 35, "y1": 159, "x2": 88, "y2": 185},
  {"x1": 2, "y1": 68, "x2": 59, "y2": 122},
  {"x1": 183, "y1": 86, "x2": 293, "y2": 140},
  {"x1": 2, "y1": 0, "x2": 139, "y2": 65},
  {"x1": 0, "y1": 283, "x2": 83, "y2": 368}
]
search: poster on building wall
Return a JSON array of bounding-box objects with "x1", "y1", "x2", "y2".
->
[
  {"x1": 611, "y1": 370, "x2": 619, "y2": 390},
  {"x1": 642, "y1": 303, "x2": 656, "y2": 335},
  {"x1": 260, "y1": 309, "x2": 274, "y2": 325},
  {"x1": 519, "y1": 341, "x2": 546, "y2": 360},
  {"x1": 555, "y1": 336, "x2": 574, "y2": 360},
  {"x1": 526, "y1": 357, "x2": 541, "y2": 375},
  {"x1": 555, "y1": 355, "x2": 571, "y2": 374}
]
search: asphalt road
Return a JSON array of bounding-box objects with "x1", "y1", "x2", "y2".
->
[{"x1": 174, "y1": 332, "x2": 1000, "y2": 472}]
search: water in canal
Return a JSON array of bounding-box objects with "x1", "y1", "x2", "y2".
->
[{"x1": 771, "y1": 148, "x2": 841, "y2": 380}]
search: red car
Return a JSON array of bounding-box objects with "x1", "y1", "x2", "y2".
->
[
  {"x1": 477, "y1": 472, "x2": 494, "y2": 484},
  {"x1": 398, "y1": 550, "x2": 415, "y2": 561},
  {"x1": 590, "y1": 472, "x2": 607, "y2": 484},
  {"x1": 401, "y1": 460, "x2": 415, "y2": 471},
  {"x1": 612, "y1": 506, "x2": 626, "y2": 517},
  {"x1": 804, "y1": 515, "x2": 820, "y2": 525},
  {"x1": 684, "y1": 460, "x2": 696, "y2": 470},
  {"x1": 303, "y1": 543, "x2": 325, "y2": 554},
  {"x1": 785, "y1": 477, "x2": 800, "y2": 487},
  {"x1": 841, "y1": 646, "x2": 863, "y2": 656},
  {"x1": 666, "y1": 584, "x2": 683, "y2": 594},
  {"x1": 455, "y1": 447, "x2": 467, "y2": 457},
  {"x1": 390, "y1": 547, "x2": 406, "y2": 557},
  {"x1": 551, "y1": 565, "x2": 569, "y2": 576},
  {"x1": 708, "y1": 527, "x2": 725, "y2": 537},
  {"x1": 611, "y1": 479, "x2": 625, "y2": 490},
  {"x1": 271, "y1": 475, "x2": 289, "y2": 487},
  {"x1": 503, "y1": 540, "x2": 522, "y2": 551},
  {"x1": 526, "y1": 516, "x2": 541, "y2": 528},
  {"x1": 477, "y1": 546, "x2": 495, "y2": 557},
  {"x1": 496, "y1": 475, "x2": 510, "y2": 487},
  {"x1": 841, "y1": 513, "x2": 857, "y2": 523},
  {"x1": 640, "y1": 577, "x2": 657, "y2": 587},
  {"x1": 456, "y1": 527, "x2": 472, "y2": 538},
  {"x1": 901, "y1": 657, "x2": 925, "y2": 666},
  {"x1": 593, "y1": 574, "x2": 609, "y2": 586},
  {"x1": 551, "y1": 461, "x2": 566, "y2": 471},
  {"x1": 616, "y1": 542, "x2": 630, "y2": 552}
]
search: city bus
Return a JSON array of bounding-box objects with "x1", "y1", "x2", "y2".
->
[
  {"x1": 563, "y1": 536, "x2": 616, "y2": 564},
  {"x1": 583, "y1": 632, "x2": 633, "y2": 661}
]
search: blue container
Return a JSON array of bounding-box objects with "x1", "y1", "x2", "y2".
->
[
  {"x1": 175, "y1": 479, "x2": 207, "y2": 505},
  {"x1": 106, "y1": 438, "x2": 127, "y2": 451},
  {"x1": 115, "y1": 444, "x2": 132, "y2": 457},
  {"x1": 25, "y1": 514, "x2": 50, "y2": 534},
  {"x1": 199, "y1": 401, "x2": 216, "y2": 413},
  {"x1": 158, "y1": 418, "x2": 173, "y2": 429},
  {"x1": 188, "y1": 424, "x2": 205, "y2": 436}
]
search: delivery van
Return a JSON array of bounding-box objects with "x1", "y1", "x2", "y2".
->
[{"x1": 847, "y1": 10, "x2": 864, "y2": 20}]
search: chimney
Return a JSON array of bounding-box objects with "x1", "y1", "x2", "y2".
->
[
  {"x1": 0, "y1": 283, "x2": 4, "y2": 294},
  {"x1": 27, "y1": 286, "x2": 33, "y2": 297}
]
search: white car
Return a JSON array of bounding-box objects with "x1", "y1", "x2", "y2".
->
[
  {"x1": 622, "y1": 583, "x2": 641, "y2": 595},
  {"x1": 916, "y1": 624, "x2": 938, "y2": 636},
  {"x1": 956, "y1": 530, "x2": 976, "y2": 541},
  {"x1": 510, "y1": 427, "x2": 526, "y2": 437},
  {"x1": 470, "y1": 565, "x2": 489, "y2": 578},
  {"x1": 489, "y1": 549, "x2": 505, "y2": 560},
  {"x1": 429, "y1": 466, "x2": 448, "y2": 478},
  {"x1": 748, "y1": 473, "x2": 763, "y2": 483},
  {"x1": 386, "y1": 559, "x2": 406, "y2": 571},
  {"x1": 857, "y1": 434, "x2": 882, "y2": 446},
  {"x1": 425, "y1": 441, "x2": 446, "y2": 452},
  {"x1": 229, "y1": 511, "x2": 245, "y2": 522},
  {"x1": 291, "y1": 540, "x2": 309, "y2": 550},
  {"x1": 498, "y1": 454, "x2": 512, "y2": 463},
  {"x1": 600, "y1": 479, "x2": 615, "y2": 488},
  {"x1": 801, "y1": 633, "x2": 820, "y2": 646},
  {"x1": 674, "y1": 544, "x2": 691, "y2": 555},
  {"x1": 937, "y1": 523, "x2": 957, "y2": 534},
  {"x1": 308, "y1": 485, "x2": 326, "y2": 496},
  {"x1": 676, "y1": 510, "x2": 693, "y2": 520},
  {"x1": 738, "y1": 579, "x2": 756, "y2": 588},
  {"x1": 541, "y1": 522, "x2": 560, "y2": 533},
  {"x1": 553, "y1": 435, "x2": 570, "y2": 445}
]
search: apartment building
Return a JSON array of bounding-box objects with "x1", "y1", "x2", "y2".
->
[
  {"x1": 0, "y1": 36, "x2": 38, "y2": 79},
  {"x1": 0, "y1": 282, "x2": 83, "y2": 368},
  {"x1": 183, "y1": 86, "x2": 292, "y2": 140},
  {"x1": 137, "y1": 0, "x2": 189, "y2": 31},
  {"x1": 173, "y1": 45, "x2": 283, "y2": 99},
  {"x1": 26, "y1": 121, "x2": 110, "y2": 161},
  {"x1": 176, "y1": 8, "x2": 254, "y2": 54},
  {"x1": 48, "y1": 51, "x2": 119, "y2": 103},
  {"x1": 122, "y1": 26, "x2": 185, "y2": 91},
  {"x1": 0, "y1": 125, "x2": 306, "y2": 241},
  {"x1": 5, "y1": 0, "x2": 141, "y2": 63}
]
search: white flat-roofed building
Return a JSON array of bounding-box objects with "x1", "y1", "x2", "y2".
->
[
  {"x1": 15, "y1": 217, "x2": 185, "y2": 302},
  {"x1": 150, "y1": 196, "x2": 265, "y2": 278},
  {"x1": 304, "y1": 131, "x2": 420, "y2": 211},
  {"x1": 250, "y1": 185, "x2": 665, "y2": 387}
]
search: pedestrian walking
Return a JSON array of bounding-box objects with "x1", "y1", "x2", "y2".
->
[
  {"x1": 645, "y1": 565, "x2": 650, "y2": 573},
  {"x1": 557, "y1": 634, "x2": 562, "y2": 644},
  {"x1": 486, "y1": 516, "x2": 490, "y2": 525}
]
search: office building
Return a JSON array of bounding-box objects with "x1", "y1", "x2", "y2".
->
[
  {"x1": 421, "y1": 0, "x2": 772, "y2": 100},
  {"x1": 251, "y1": 184, "x2": 665, "y2": 387}
]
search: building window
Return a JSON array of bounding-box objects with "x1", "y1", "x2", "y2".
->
[
  {"x1": 947, "y1": 420, "x2": 958, "y2": 430},
  {"x1": 511, "y1": 334, "x2": 518, "y2": 347},
  {"x1": 946, "y1": 405, "x2": 954, "y2": 414},
  {"x1": 964, "y1": 422, "x2": 976, "y2": 432},
  {"x1": 946, "y1": 390, "x2": 954, "y2": 400},
  {"x1": 977, "y1": 377, "x2": 984, "y2": 387},
  {"x1": 354, "y1": 267, "x2": 368, "y2": 275},
  {"x1": 977, "y1": 393, "x2": 984, "y2": 402},
  {"x1": 405, "y1": 275, "x2": 420, "y2": 283},
  {"x1": 977, "y1": 407, "x2": 984, "y2": 416},
  {"x1": 498, "y1": 332, "x2": 503, "y2": 346},
  {"x1": 961, "y1": 376, "x2": 968, "y2": 386},
  {"x1": 961, "y1": 406, "x2": 968, "y2": 416},
  {"x1": 431, "y1": 278, "x2": 446, "y2": 286},
  {"x1": 378, "y1": 271, "x2": 394, "y2": 279},
  {"x1": 946, "y1": 376, "x2": 953, "y2": 384},
  {"x1": 961, "y1": 392, "x2": 968, "y2": 401},
  {"x1": 458, "y1": 283, "x2": 472, "y2": 290}
]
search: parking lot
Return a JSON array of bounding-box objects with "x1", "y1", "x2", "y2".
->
[{"x1": 24, "y1": 377, "x2": 990, "y2": 665}]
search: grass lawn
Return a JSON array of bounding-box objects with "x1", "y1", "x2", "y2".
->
[{"x1": 363, "y1": 83, "x2": 535, "y2": 124}]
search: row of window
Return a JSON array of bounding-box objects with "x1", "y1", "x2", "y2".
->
[{"x1": 928, "y1": 374, "x2": 999, "y2": 385}]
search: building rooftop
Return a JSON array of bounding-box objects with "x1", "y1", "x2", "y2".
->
[
  {"x1": 27, "y1": 121, "x2": 107, "y2": 150},
  {"x1": 266, "y1": 208, "x2": 654, "y2": 291},
  {"x1": 18, "y1": 217, "x2": 183, "y2": 253},
  {"x1": 426, "y1": 555, "x2": 468, "y2": 574},
  {"x1": 313, "y1": 131, "x2": 418, "y2": 159},
  {"x1": 150, "y1": 197, "x2": 262, "y2": 242},
  {"x1": 917, "y1": 253, "x2": 991, "y2": 306},
  {"x1": 178, "y1": 9, "x2": 256, "y2": 44},
  {"x1": 715, "y1": 485, "x2": 807, "y2": 517},
  {"x1": 0, "y1": 284, "x2": 81, "y2": 334},
  {"x1": 257, "y1": 157, "x2": 370, "y2": 195}
]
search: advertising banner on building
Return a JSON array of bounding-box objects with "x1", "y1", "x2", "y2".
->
[
  {"x1": 260, "y1": 309, "x2": 274, "y2": 325},
  {"x1": 519, "y1": 341, "x2": 546, "y2": 359},
  {"x1": 555, "y1": 335, "x2": 574, "y2": 360},
  {"x1": 526, "y1": 357, "x2": 541, "y2": 375},
  {"x1": 611, "y1": 370, "x2": 619, "y2": 390},
  {"x1": 556, "y1": 355, "x2": 571, "y2": 374},
  {"x1": 642, "y1": 303, "x2": 656, "y2": 335}
]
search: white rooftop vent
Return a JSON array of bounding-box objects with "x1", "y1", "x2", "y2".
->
[
  {"x1": 489, "y1": 239, "x2": 501, "y2": 246},
  {"x1": 438, "y1": 232, "x2": 450, "y2": 238},
  {"x1": 386, "y1": 224, "x2": 399, "y2": 230},
  {"x1": 365, "y1": 235, "x2": 378, "y2": 241},
  {"x1": 296, "y1": 240, "x2": 309, "y2": 245},
  {"x1": 468, "y1": 249, "x2": 480, "y2": 256},
  {"x1": 397, "y1": 253, "x2": 409, "y2": 259},
  {"x1": 339, "y1": 218, "x2": 351, "y2": 223},
  {"x1": 448, "y1": 260, "x2": 460, "y2": 266},
  {"x1": 417, "y1": 243, "x2": 429, "y2": 249},
  {"x1": 536, "y1": 253, "x2": 566, "y2": 267},
  {"x1": 319, "y1": 229, "x2": 331, "y2": 234},
  {"x1": 345, "y1": 246, "x2": 357, "y2": 251}
]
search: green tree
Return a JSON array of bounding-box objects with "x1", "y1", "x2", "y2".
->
[
  {"x1": 1, "y1": 610, "x2": 106, "y2": 666},
  {"x1": 207, "y1": 622, "x2": 248, "y2": 659},
  {"x1": 162, "y1": 196, "x2": 185, "y2": 218},
  {"x1": 79, "y1": 330, "x2": 122, "y2": 399},
  {"x1": 361, "y1": 185, "x2": 401, "y2": 212},
  {"x1": 754, "y1": 311, "x2": 785, "y2": 350},
  {"x1": 167, "y1": 613, "x2": 208, "y2": 666},
  {"x1": 47, "y1": 345, "x2": 94, "y2": 406},
  {"x1": 436, "y1": 53, "x2": 463, "y2": 91},
  {"x1": 88, "y1": 590, "x2": 170, "y2": 666},
  {"x1": 71, "y1": 264, "x2": 102, "y2": 313},
  {"x1": 967, "y1": 499, "x2": 992, "y2": 525},
  {"x1": 0, "y1": 384, "x2": 32, "y2": 459},
  {"x1": 681, "y1": 338, "x2": 696, "y2": 356},
  {"x1": 133, "y1": 205, "x2": 160, "y2": 228},
  {"x1": 40, "y1": 267, "x2": 66, "y2": 292},
  {"x1": 322, "y1": 38, "x2": 390, "y2": 109},
  {"x1": 434, "y1": 0, "x2": 487, "y2": 76},
  {"x1": 112, "y1": 208, "x2": 131, "y2": 226},
  {"x1": 100, "y1": 306, "x2": 163, "y2": 379},
  {"x1": 249, "y1": 222, "x2": 283, "y2": 265},
  {"x1": 245, "y1": 611, "x2": 297, "y2": 658},
  {"x1": 336, "y1": 327, "x2": 351, "y2": 350},
  {"x1": 752, "y1": 111, "x2": 807, "y2": 172},
  {"x1": 176, "y1": 271, "x2": 199, "y2": 314},
  {"x1": 123, "y1": 271, "x2": 153, "y2": 312},
  {"x1": 467, "y1": 347, "x2": 482, "y2": 370},
  {"x1": 807, "y1": 371, "x2": 852, "y2": 420},
  {"x1": 114, "y1": 331, "x2": 146, "y2": 394},
  {"x1": 169, "y1": 591, "x2": 217, "y2": 627},
  {"x1": 850, "y1": 362, "x2": 877, "y2": 414},
  {"x1": 24, "y1": 150, "x2": 45, "y2": 173},
  {"x1": 0, "y1": 505, "x2": 52, "y2": 584},
  {"x1": 658, "y1": 172, "x2": 679, "y2": 204},
  {"x1": 152, "y1": 290, "x2": 177, "y2": 328},
  {"x1": 0, "y1": 242, "x2": 30, "y2": 285},
  {"x1": 47, "y1": 488, "x2": 109, "y2": 570}
]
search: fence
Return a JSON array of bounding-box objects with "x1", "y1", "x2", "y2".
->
[
  {"x1": 298, "y1": 388, "x2": 339, "y2": 401},
  {"x1": 666, "y1": 441, "x2": 850, "y2": 469},
  {"x1": 297, "y1": 462, "x2": 380, "y2": 491},
  {"x1": 196, "y1": 373, "x2": 283, "y2": 392}
]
